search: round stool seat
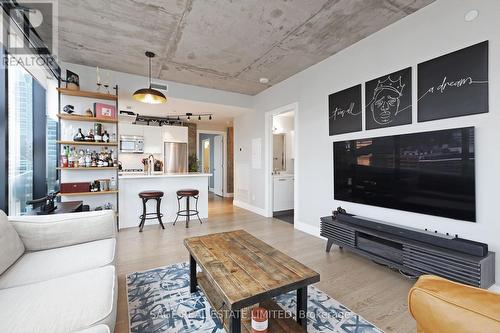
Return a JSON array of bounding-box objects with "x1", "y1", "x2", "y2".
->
[
  {"x1": 176, "y1": 189, "x2": 199, "y2": 197},
  {"x1": 139, "y1": 191, "x2": 164, "y2": 199}
]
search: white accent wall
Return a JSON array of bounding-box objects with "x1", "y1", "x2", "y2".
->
[{"x1": 234, "y1": 0, "x2": 500, "y2": 280}]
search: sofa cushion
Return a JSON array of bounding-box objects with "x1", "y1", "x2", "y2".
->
[
  {"x1": 0, "y1": 238, "x2": 116, "y2": 289},
  {"x1": 0, "y1": 210, "x2": 25, "y2": 275},
  {"x1": 0, "y1": 265, "x2": 117, "y2": 333}
]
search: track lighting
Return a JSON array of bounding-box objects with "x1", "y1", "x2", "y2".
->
[
  {"x1": 209, "y1": 115, "x2": 212, "y2": 120},
  {"x1": 198, "y1": 115, "x2": 201, "y2": 120}
]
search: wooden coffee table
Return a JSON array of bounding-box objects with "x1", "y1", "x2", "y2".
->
[{"x1": 184, "y1": 230, "x2": 320, "y2": 333}]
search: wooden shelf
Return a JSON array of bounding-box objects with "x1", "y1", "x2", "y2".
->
[
  {"x1": 58, "y1": 190, "x2": 118, "y2": 197},
  {"x1": 57, "y1": 114, "x2": 118, "y2": 124},
  {"x1": 57, "y1": 167, "x2": 118, "y2": 170},
  {"x1": 197, "y1": 272, "x2": 305, "y2": 333},
  {"x1": 57, "y1": 88, "x2": 117, "y2": 101},
  {"x1": 57, "y1": 140, "x2": 118, "y2": 147}
]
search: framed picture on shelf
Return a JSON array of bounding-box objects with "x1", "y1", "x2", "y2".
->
[
  {"x1": 66, "y1": 70, "x2": 80, "y2": 91},
  {"x1": 94, "y1": 103, "x2": 117, "y2": 119}
]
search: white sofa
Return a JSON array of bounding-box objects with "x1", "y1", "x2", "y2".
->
[{"x1": 0, "y1": 209, "x2": 117, "y2": 333}]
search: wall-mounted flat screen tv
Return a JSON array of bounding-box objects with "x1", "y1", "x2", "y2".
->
[{"x1": 334, "y1": 127, "x2": 475, "y2": 222}]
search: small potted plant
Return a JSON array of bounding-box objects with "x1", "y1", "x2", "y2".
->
[{"x1": 188, "y1": 154, "x2": 199, "y2": 173}]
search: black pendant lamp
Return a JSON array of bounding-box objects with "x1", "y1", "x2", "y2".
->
[{"x1": 133, "y1": 51, "x2": 167, "y2": 104}]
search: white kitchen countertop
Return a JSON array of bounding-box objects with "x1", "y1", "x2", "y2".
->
[{"x1": 119, "y1": 172, "x2": 212, "y2": 179}]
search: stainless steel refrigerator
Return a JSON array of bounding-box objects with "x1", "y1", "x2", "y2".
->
[{"x1": 164, "y1": 142, "x2": 188, "y2": 173}]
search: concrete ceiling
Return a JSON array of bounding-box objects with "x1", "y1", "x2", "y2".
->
[{"x1": 57, "y1": 0, "x2": 434, "y2": 96}]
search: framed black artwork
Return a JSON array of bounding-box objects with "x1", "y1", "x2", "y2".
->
[
  {"x1": 365, "y1": 67, "x2": 412, "y2": 130},
  {"x1": 328, "y1": 84, "x2": 362, "y2": 136},
  {"x1": 418, "y1": 41, "x2": 488, "y2": 122}
]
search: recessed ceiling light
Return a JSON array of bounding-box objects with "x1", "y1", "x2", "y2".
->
[
  {"x1": 465, "y1": 9, "x2": 479, "y2": 22},
  {"x1": 259, "y1": 77, "x2": 269, "y2": 84}
]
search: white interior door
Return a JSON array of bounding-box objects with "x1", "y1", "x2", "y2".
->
[{"x1": 213, "y1": 135, "x2": 223, "y2": 196}]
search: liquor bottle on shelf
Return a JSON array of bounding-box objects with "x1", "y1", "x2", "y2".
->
[
  {"x1": 91, "y1": 151, "x2": 97, "y2": 167},
  {"x1": 68, "y1": 147, "x2": 75, "y2": 168},
  {"x1": 61, "y1": 146, "x2": 68, "y2": 167},
  {"x1": 85, "y1": 149, "x2": 91, "y2": 168},
  {"x1": 94, "y1": 123, "x2": 103, "y2": 142},
  {"x1": 85, "y1": 129, "x2": 95, "y2": 142},
  {"x1": 102, "y1": 130, "x2": 110, "y2": 143},
  {"x1": 78, "y1": 149, "x2": 85, "y2": 167},
  {"x1": 73, "y1": 128, "x2": 85, "y2": 142},
  {"x1": 73, "y1": 148, "x2": 79, "y2": 168}
]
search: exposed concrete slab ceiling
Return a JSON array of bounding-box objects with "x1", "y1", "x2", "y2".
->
[{"x1": 57, "y1": 0, "x2": 434, "y2": 95}]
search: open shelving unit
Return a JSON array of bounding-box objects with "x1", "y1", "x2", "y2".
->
[
  {"x1": 57, "y1": 190, "x2": 119, "y2": 197},
  {"x1": 57, "y1": 85, "x2": 120, "y2": 228},
  {"x1": 57, "y1": 114, "x2": 118, "y2": 124},
  {"x1": 57, "y1": 140, "x2": 118, "y2": 147},
  {"x1": 57, "y1": 88, "x2": 118, "y2": 101},
  {"x1": 56, "y1": 167, "x2": 118, "y2": 170}
]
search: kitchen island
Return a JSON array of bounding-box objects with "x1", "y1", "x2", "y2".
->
[{"x1": 118, "y1": 173, "x2": 211, "y2": 229}]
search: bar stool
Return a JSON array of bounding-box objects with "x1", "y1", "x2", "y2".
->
[
  {"x1": 138, "y1": 191, "x2": 165, "y2": 232},
  {"x1": 173, "y1": 189, "x2": 203, "y2": 228}
]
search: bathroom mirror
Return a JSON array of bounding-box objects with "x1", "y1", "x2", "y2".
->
[{"x1": 273, "y1": 134, "x2": 286, "y2": 171}]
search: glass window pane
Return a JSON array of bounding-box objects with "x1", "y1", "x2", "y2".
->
[{"x1": 8, "y1": 63, "x2": 34, "y2": 215}]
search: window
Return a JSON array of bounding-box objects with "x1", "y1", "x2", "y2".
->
[
  {"x1": 6, "y1": 57, "x2": 57, "y2": 216},
  {"x1": 8, "y1": 63, "x2": 33, "y2": 215}
]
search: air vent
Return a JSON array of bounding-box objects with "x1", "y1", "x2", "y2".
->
[{"x1": 150, "y1": 82, "x2": 168, "y2": 91}]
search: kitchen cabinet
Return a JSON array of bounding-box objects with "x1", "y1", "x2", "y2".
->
[
  {"x1": 273, "y1": 175, "x2": 294, "y2": 212},
  {"x1": 163, "y1": 125, "x2": 188, "y2": 143},
  {"x1": 119, "y1": 123, "x2": 144, "y2": 137},
  {"x1": 143, "y1": 126, "x2": 163, "y2": 154}
]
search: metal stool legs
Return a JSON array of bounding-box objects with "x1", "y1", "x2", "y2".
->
[
  {"x1": 173, "y1": 195, "x2": 203, "y2": 228},
  {"x1": 139, "y1": 197, "x2": 165, "y2": 232}
]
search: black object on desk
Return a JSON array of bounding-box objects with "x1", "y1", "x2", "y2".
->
[{"x1": 27, "y1": 199, "x2": 84, "y2": 215}]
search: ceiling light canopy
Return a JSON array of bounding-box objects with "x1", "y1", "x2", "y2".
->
[
  {"x1": 133, "y1": 51, "x2": 167, "y2": 104},
  {"x1": 464, "y1": 9, "x2": 479, "y2": 22}
]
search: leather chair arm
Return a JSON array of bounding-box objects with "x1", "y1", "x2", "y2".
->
[{"x1": 408, "y1": 275, "x2": 500, "y2": 333}]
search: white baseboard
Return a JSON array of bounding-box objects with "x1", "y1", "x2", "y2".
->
[
  {"x1": 209, "y1": 187, "x2": 215, "y2": 192},
  {"x1": 224, "y1": 192, "x2": 234, "y2": 198},
  {"x1": 294, "y1": 221, "x2": 326, "y2": 239},
  {"x1": 233, "y1": 200, "x2": 267, "y2": 217}
]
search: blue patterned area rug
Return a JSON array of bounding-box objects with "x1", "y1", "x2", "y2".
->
[{"x1": 127, "y1": 262, "x2": 383, "y2": 333}]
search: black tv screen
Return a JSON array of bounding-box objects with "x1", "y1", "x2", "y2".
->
[{"x1": 334, "y1": 127, "x2": 476, "y2": 222}]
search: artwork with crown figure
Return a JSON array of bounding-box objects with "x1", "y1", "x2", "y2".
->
[{"x1": 365, "y1": 67, "x2": 412, "y2": 130}]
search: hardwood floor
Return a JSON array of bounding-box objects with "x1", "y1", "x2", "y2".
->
[{"x1": 114, "y1": 194, "x2": 416, "y2": 333}]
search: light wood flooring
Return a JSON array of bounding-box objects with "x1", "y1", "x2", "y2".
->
[{"x1": 115, "y1": 194, "x2": 417, "y2": 333}]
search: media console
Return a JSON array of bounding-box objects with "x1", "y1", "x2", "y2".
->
[{"x1": 320, "y1": 209, "x2": 495, "y2": 288}]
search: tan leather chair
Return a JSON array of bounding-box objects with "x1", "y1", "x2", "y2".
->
[{"x1": 408, "y1": 275, "x2": 500, "y2": 333}]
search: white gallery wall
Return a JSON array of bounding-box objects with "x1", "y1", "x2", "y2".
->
[{"x1": 234, "y1": 0, "x2": 500, "y2": 281}]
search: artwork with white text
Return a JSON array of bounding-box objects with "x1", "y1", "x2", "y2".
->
[
  {"x1": 418, "y1": 41, "x2": 488, "y2": 122},
  {"x1": 329, "y1": 84, "x2": 362, "y2": 135},
  {"x1": 365, "y1": 67, "x2": 412, "y2": 129}
]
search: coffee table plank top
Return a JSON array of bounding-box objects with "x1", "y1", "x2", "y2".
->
[{"x1": 184, "y1": 229, "x2": 320, "y2": 310}]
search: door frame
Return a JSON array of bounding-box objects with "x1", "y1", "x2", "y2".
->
[
  {"x1": 196, "y1": 130, "x2": 229, "y2": 197},
  {"x1": 212, "y1": 135, "x2": 224, "y2": 197},
  {"x1": 264, "y1": 102, "x2": 299, "y2": 219}
]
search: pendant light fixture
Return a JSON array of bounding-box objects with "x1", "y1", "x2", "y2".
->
[{"x1": 133, "y1": 51, "x2": 167, "y2": 104}]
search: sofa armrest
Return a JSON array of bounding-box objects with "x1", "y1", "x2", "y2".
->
[
  {"x1": 408, "y1": 275, "x2": 500, "y2": 333},
  {"x1": 8, "y1": 210, "x2": 116, "y2": 251}
]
